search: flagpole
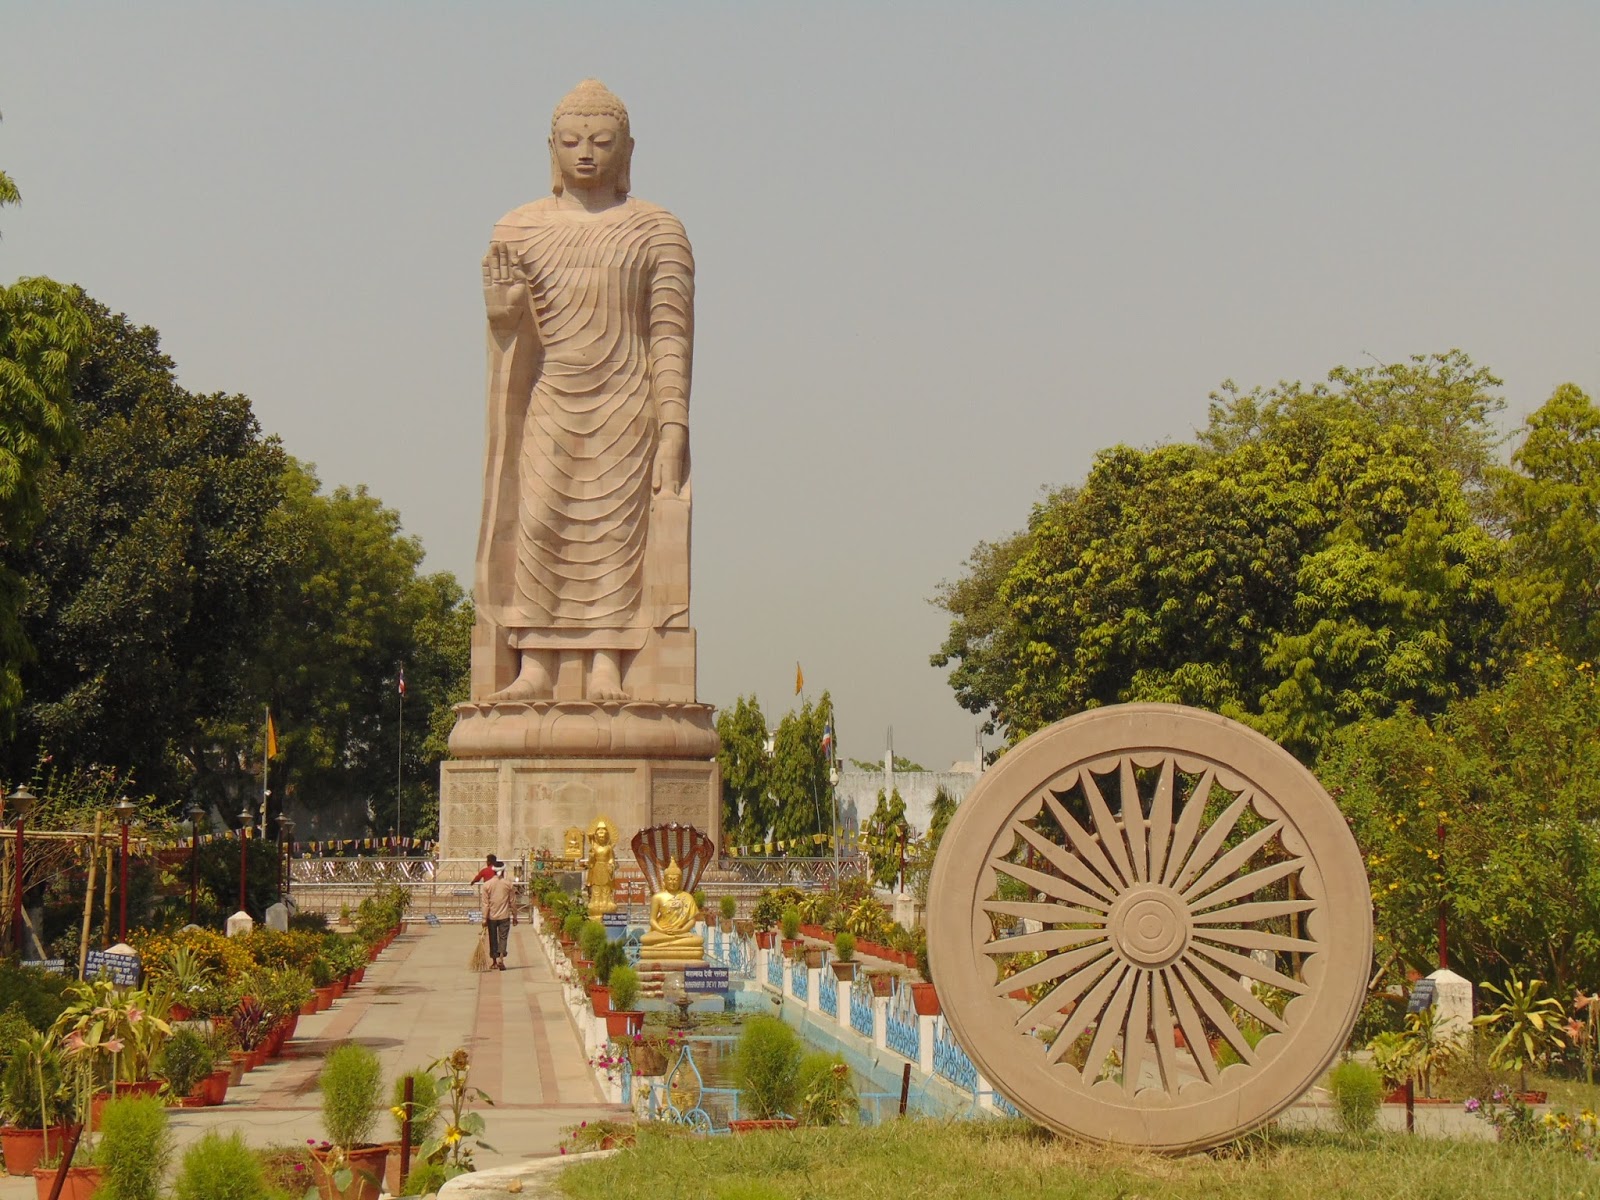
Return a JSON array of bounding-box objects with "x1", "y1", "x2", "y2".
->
[
  {"x1": 259, "y1": 704, "x2": 270, "y2": 838},
  {"x1": 396, "y1": 665, "x2": 405, "y2": 840}
]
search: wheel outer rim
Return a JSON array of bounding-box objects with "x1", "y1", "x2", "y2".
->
[{"x1": 927, "y1": 704, "x2": 1372, "y2": 1152}]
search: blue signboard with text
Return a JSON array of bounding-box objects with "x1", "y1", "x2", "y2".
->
[{"x1": 683, "y1": 965, "x2": 730, "y2": 993}]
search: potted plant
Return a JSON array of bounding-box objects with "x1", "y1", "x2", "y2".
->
[
  {"x1": 384, "y1": 1068, "x2": 439, "y2": 1195},
  {"x1": 728, "y1": 1015, "x2": 802, "y2": 1132},
  {"x1": 779, "y1": 906, "x2": 802, "y2": 957},
  {"x1": 0, "y1": 1033, "x2": 73, "y2": 1178},
  {"x1": 1472, "y1": 973, "x2": 1565, "y2": 1100},
  {"x1": 604, "y1": 966, "x2": 644, "y2": 1038},
  {"x1": 312, "y1": 1042, "x2": 388, "y2": 1200},
  {"x1": 830, "y1": 932, "x2": 858, "y2": 981},
  {"x1": 718, "y1": 895, "x2": 737, "y2": 933},
  {"x1": 160, "y1": 1027, "x2": 216, "y2": 1107},
  {"x1": 89, "y1": 1094, "x2": 171, "y2": 1200}
]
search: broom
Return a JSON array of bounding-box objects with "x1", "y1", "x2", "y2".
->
[{"x1": 469, "y1": 924, "x2": 492, "y2": 972}]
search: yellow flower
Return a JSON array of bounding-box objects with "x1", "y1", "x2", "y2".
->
[
  {"x1": 390, "y1": 1106, "x2": 408, "y2": 1121},
  {"x1": 444, "y1": 1127, "x2": 462, "y2": 1146}
]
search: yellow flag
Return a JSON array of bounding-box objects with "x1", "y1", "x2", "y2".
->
[
  {"x1": 265, "y1": 710, "x2": 279, "y2": 760},
  {"x1": 795, "y1": 662, "x2": 804, "y2": 694}
]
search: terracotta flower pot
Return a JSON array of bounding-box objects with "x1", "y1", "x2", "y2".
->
[
  {"x1": 589, "y1": 985, "x2": 611, "y2": 1015},
  {"x1": 332, "y1": 979, "x2": 347, "y2": 999},
  {"x1": 300, "y1": 997, "x2": 318, "y2": 1017},
  {"x1": 727, "y1": 1119, "x2": 799, "y2": 1134},
  {"x1": 1, "y1": 1127, "x2": 78, "y2": 1178},
  {"x1": 755, "y1": 930, "x2": 775, "y2": 949},
  {"x1": 310, "y1": 1144, "x2": 390, "y2": 1200},
  {"x1": 830, "y1": 960, "x2": 858, "y2": 981},
  {"x1": 804, "y1": 947, "x2": 827, "y2": 969},
  {"x1": 352, "y1": 967, "x2": 366, "y2": 985},
  {"x1": 32, "y1": 1166, "x2": 102, "y2": 1200},
  {"x1": 910, "y1": 982, "x2": 941, "y2": 1016},
  {"x1": 201, "y1": 1068, "x2": 230, "y2": 1106},
  {"x1": 169, "y1": 1003, "x2": 193, "y2": 1021},
  {"x1": 91, "y1": 1081, "x2": 163, "y2": 1128},
  {"x1": 735, "y1": 918, "x2": 755, "y2": 938},
  {"x1": 227, "y1": 1051, "x2": 247, "y2": 1085},
  {"x1": 605, "y1": 1009, "x2": 644, "y2": 1038},
  {"x1": 315, "y1": 985, "x2": 336, "y2": 1011}
]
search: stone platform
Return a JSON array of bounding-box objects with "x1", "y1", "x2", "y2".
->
[{"x1": 439, "y1": 755, "x2": 718, "y2": 863}]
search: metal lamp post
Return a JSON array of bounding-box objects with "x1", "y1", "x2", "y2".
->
[
  {"x1": 186, "y1": 803, "x2": 204, "y2": 926},
  {"x1": 237, "y1": 805, "x2": 252, "y2": 916},
  {"x1": 6, "y1": 786, "x2": 36, "y2": 956},
  {"x1": 275, "y1": 814, "x2": 294, "y2": 902},
  {"x1": 113, "y1": 798, "x2": 136, "y2": 944}
]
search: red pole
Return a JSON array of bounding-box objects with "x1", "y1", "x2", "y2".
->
[
  {"x1": 11, "y1": 818, "x2": 23, "y2": 955},
  {"x1": 118, "y1": 819, "x2": 131, "y2": 943},
  {"x1": 1437, "y1": 819, "x2": 1447, "y2": 970}
]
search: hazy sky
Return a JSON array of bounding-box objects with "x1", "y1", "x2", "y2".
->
[{"x1": 3, "y1": 4, "x2": 1596, "y2": 770}]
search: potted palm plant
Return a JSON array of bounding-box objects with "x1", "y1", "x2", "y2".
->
[
  {"x1": 312, "y1": 1042, "x2": 388, "y2": 1200},
  {"x1": 0, "y1": 1033, "x2": 73, "y2": 1178},
  {"x1": 1472, "y1": 973, "x2": 1565, "y2": 1101}
]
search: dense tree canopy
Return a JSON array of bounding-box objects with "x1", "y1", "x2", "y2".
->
[
  {"x1": 934, "y1": 352, "x2": 1506, "y2": 761},
  {"x1": 715, "y1": 692, "x2": 838, "y2": 855},
  {"x1": 0, "y1": 296, "x2": 470, "y2": 834}
]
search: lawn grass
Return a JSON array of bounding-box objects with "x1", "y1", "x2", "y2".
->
[{"x1": 557, "y1": 1120, "x2": 1600, "y2": 1200}]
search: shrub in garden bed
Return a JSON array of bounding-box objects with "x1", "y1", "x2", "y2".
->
[
  {"x1": 733, "y1": 1015, "x2": 804, "y2": 1121},
  {"x1": 174, "y1": 1133, "x2": 281, "y2": 1200},
  {"x1": 94, "y1": 1095, "x2": 173, "y2": 1200},
  {"x1": 1328, "y1": 1059, "x2": 1384, "y2": 1133}
]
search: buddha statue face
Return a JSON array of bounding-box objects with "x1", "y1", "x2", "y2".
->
[
  {"x1": 592, "y1": 820, "x2": 612, "y2": 846},
  {"x1": 663, "y1": 862, "x2": 683, "y2": 893},
  {"x1": 550, "y1": 114, "x2": 631, "y2": 195}
]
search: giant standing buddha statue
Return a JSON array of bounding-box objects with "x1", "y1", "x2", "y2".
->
[{"x1": 440, "y1": 80, "x2": 721, "y2": 862}]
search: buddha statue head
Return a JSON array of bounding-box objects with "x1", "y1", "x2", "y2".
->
[
  {"x1": 549, "y1": 78, "x2": 633, "y2": 198},
  {"x1": 663, "y1": 856, "x2": 683, "y2": 894},
  {"x1": 592, "y1": 818, "x2": 612, "y2": 847}
]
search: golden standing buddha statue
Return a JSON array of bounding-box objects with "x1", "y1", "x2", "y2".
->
[
  {"x1": 585, "y1": 818, "x2": 618, "y2": 916},
  {"x1": 640, "y1": 857, "x2": 703, "y2": 961}
]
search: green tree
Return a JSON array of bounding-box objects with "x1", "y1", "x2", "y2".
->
[
  {"x1": 0, "y1": 276, "x2": 88, "y2": 726},
  {"x1": 3, "y1": 297, "x2": 284, "y2": 798},
  {"x1": 769, "y1": 693, "x2": 834, "y2": 855},
  {"x1": 934, "y1": 352, "x2": 1504, "y2": 761},
  {"x1": 250, "y1": 459, "x2": 468, "y2": 838},
  {"x1": 863, "y1": 787, "x2": 907, "y2": 887},
  {"x1": 1496, "y1": 384, "x2": 1600, "y2": 661},
  {"x1": 715, "y1": 694, "x2": 770, "y2": 850},
  {"x1": 1323, "y1": 650, "x2": 1600, "y2": 992}
]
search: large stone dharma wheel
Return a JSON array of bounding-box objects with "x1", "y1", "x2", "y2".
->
[{"x1": 927, "y1": 704, "x2": 1371, "y2": 1152}]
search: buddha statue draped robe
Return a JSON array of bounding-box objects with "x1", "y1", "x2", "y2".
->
[{"x1": 474, "y1": 196, "x2": 694, "y2": 684}]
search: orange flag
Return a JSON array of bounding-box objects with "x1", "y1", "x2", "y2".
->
[{"x1": 795, "y1": 662, "x2": 804, "y2": 695}]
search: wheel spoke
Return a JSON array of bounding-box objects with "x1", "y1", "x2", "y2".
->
[
  {"x1": 1173, "y1": 961, "x2": 1256, "y2": 1066},
  {"x1": 1013, "y1": 821, "x2": 1117, "y2": 903},
  {"x1": 981, "y1": 900, "x2": 1107, "y2": 927},
  {"x1": 1149, "y1": 969, "x2": 1181, "y2": 1092},
  {"x1": 1122, "y1": 969, "x2": 1150, "y2": 1095},
  {"x1": 1170, "y1": 790, "x2": 1252, "y2": 894},
  {"x1": 1188, "y1": 940, "x2": 1308, "y2": 995},
  {"x1": 1162, "y1": 965, "x2": 1218, "y2": 1084},
  {"x1": 992, "y1": 939, "x2": 1114, "y2": 998},
  {"x1": 1016, "y1": 949, "x2": 1119, "y2": 1030},
  {"x1": 1047, "y1": 962, "x2": 1130, "y2": 1065},
  {"x1": 990, "y1": 858, "x2": 1112, "y2": 913},
  {"x1": 1120, "y1": 758, "x2": 1148, "y2": 884},
  {"x1": 1180, "y1": 820, "x2": 1284, "y2": 903},
  {"x1": 1042, "y1": 790, "x2": 1125, "y2": 895},
  {"x1": 1080, "y1": 770, "x2": 1137, "y2": 888},
  {"x1": 1146, "y1": 759, "x2": 1176, "y2": 885},
  {"x1": 1184, "y1": 954, "x2": 1288, "y2": 1035},
  {"x1": 1160, "y1": 768, "x2": 1216, "y2": 888},
  {"x1": 1191, "y1": 926, "x2": 1317, "y2": 956},
  {"x1": 982, "y1": 927, "x2": 1108, "y2": 958},
  {"x1": 1188, "y1": 858, "x2": 1303, "y2": 912},
  {"x1": 1084, "y1": 966, "x2": 1138, "y2": 1084},
  {"x1": 1191, "y1": 898, "x2": 1317, "y2": 924}
]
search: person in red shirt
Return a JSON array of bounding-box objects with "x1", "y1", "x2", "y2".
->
[{"x1": 471, "y1": 854, "x2": 500, "y2": 884}]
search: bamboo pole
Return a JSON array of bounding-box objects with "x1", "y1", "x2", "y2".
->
[
  {"x1": 102, "y1": 844, "x2": 114, "y2": 949},
  {"x1": 79, "y1": 815, "x2": 102, "y2": 979}
]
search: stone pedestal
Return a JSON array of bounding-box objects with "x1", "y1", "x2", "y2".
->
[
  {"x1": 1427, "y1": 967, "x2": 1474, "y2": 1039},
  {"x1": 439, "y1": 755, "x2": 719, "y2": 862}
]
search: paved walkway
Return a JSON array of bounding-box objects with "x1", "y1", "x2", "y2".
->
[{"x1": 2, "y1": 923, "x2": 624, "y2": 1198}]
